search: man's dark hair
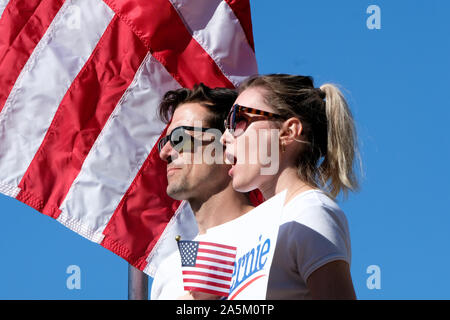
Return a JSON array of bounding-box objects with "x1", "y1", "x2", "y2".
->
[{"x1": 158, "y1": 83, "x2": 237, "y2": 132}]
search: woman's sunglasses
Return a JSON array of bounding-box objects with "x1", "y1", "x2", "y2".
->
[
  {"x1": 157, "y1": 125, "x2": 216, "y2": 153},
  {"x1": 224, "y1": 104, "x2": 284, "y2": 137}
]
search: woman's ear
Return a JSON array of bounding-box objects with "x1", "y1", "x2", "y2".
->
[{"x1": 279, "y1": 117, "x2": 303, "y2": 147}]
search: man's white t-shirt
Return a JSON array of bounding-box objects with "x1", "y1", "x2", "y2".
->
[
  {"x1": 151, "y1": 189, "x2": 351, "y2": 300},
  {"x1": 150, "y1": 248, "x2": 184, "y2": 299},
  {"x1": 266, "y1": 189, "x2": 351, "y2": 299},
  {"x1": 151, "y1": 213, "x2": 250, "y2": 300}
]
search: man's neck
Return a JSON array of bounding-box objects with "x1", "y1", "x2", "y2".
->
[{"x1": 189, "y1": 183, "x2": 254, "y2": 235}]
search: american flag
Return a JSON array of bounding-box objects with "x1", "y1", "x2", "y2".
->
[
  {"x1": 178, "y1": 240, "x2": 237, "y2": 297},
  {"x1": 0, "y1": 0, "x2": 261, "y2": 276}
]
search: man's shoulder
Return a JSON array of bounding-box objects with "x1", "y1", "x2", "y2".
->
[{"x1": 158, "y1": 249, "x2": 182, "y2": 270}]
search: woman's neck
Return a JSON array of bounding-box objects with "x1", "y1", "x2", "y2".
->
[{"x1": 259, "y1": 165, "x2": 315, "y2": 205}]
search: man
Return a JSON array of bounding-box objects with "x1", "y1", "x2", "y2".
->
[{"x1": 151, "y1": 84, "x2": 257, "y2": 299}]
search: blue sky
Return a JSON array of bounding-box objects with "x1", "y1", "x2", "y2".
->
[{"x1": 1, "y1": 1, "x2": 449, "y2": 299}]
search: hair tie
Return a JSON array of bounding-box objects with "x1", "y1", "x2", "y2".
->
[{"x1": 315, "y1": 88, "x2": 326, "y2": 99}]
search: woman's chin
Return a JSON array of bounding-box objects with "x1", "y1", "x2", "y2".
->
[
  {"x1": 232, "y1": 175, "x2": 257, "y2": 193},
  {"x1": 230, "y1": 164, "x2": 266, "y2": 193}
]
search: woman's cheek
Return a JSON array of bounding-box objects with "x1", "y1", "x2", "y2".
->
[{"x1": 232, "y1": 127, "x2": 274, "y2": 191}]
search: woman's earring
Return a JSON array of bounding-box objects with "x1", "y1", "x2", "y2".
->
[{"x1": 281, "y1": 142, "x2": 286, "y2": 153}]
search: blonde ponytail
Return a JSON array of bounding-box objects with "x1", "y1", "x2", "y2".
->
[{"x1": 319, "y1": 84, "x2": 360, "y2": 198}]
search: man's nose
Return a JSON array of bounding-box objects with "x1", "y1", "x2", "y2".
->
[{"x1": 159, "y1": 140, "x2": 176, "y2": 163}]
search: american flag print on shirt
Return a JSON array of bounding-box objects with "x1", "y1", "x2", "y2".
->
[{"x1": 178, "y1": 240, "x2": 237, "y2": 297}]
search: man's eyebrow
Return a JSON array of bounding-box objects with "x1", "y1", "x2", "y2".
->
[
  {"x1": 165, "y1": 124, "x2": 178, "y2": 135},
  {"x1": 164, "y1": 128, "x2": 172, "y2": 136}
]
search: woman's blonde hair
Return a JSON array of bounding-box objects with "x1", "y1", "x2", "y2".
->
[{"x1": 239, "y1": 74, "x2": 360, "y2": 199}]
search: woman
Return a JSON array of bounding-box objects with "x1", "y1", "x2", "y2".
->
[{"x1": 221, "y1": 74, "x2": 360, "y2": 299}]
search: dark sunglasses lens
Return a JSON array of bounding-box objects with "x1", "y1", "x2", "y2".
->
[
  {"x1": 225, "y1": 108, "x2": 233, "y2": 131},
  {"x1": 158, "y1": 136, "x2": 169, "y2": 152},
  {"x1": 231, "y1": 106, "x2": 237, "y2": 131},
  {"x1": 233, "y1": 114, "x2": 248, "y2": 137},
  {"x1": 171, "y1": 127, "x2": 193, "y2": 152}
]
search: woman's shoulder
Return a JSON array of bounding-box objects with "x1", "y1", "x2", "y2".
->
[
  {"x1": 282, "y1": 189, "x2": 349, "y2": 230},
  {"x1": 280, "y1": 190, "x2": 352, "y2": 261}
]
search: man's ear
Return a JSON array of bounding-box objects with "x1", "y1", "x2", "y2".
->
[{"x1": 279, "y1": 117, "x2": 303, "y2": 147}]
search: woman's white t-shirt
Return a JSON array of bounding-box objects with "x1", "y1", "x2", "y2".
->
[{"x1": 266, "y1": 189, "x2": 351, "y2": 299}]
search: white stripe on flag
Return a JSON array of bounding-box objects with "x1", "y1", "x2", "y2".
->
[
  {"x1": 170, "y1": 0, "x2": 258, "y2": 87},
  {"x1": 0, "y1": 0, "x2": 10, "y2": 19},
  {"x1": 0, "y1": 180, "x2": 20, "y2": 198},
  {"x1": 197, "y1": 252, "x2": 235, "y2": 263},
  {"x1": 144, "y1": 201, "x2": 198, "y2": 277},
  {"x1": 182, "y1": 273, "x2": 231, "y2": 285},
  {"x1": 183, "y1": 282, "x2": 229, "y2": 294},
  {"x1": 0, "y1": 0, "x2": 114, "y2": 187},
  {"x1": 58, "y1": 53, "x2": 180, "y2": 242},
  {"x1": 199, "y1": 243, "x2": 237, "y2": 255},
  {"x1": 195, "y1": 259, "x2": 235, "y2": 271},
  {"x1": 182, "y1": 266, "x2": 232, "y2": 278}
]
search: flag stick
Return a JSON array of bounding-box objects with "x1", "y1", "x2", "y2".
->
[{"x1": 128, "y1": 264, "x2": 148, "y2": 300}]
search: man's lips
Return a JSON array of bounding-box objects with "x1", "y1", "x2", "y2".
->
[{"x1": 167, "y1": 166, "x2": 181, "y2": 176}]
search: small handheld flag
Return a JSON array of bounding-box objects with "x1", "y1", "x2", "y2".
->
[{"x1": 177, "y1": 240, "x2": 237, "y2": 297}]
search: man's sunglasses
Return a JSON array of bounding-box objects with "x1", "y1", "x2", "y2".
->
[
  {"x1": 224, "y1": 104, "x2": 284, "y2": 137},
  {"x1": 157, "y1": 125, "x2": 216, "y2": 153}
]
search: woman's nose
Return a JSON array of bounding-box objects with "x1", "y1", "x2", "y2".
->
[{"x1": 220, "y1": 129, "x2": 233, "y2": 146}]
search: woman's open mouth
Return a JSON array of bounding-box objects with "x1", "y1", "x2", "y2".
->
[{"x1": 225, "y1": 151, "x2": 237, "y2": 165}]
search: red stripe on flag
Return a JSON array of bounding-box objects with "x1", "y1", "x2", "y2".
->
[
  {"x1": 98, "y1": 0, "x2": 238, "y2": 271},
  {"x1": 17, "y1": 16, "x2": 148, "y2": 218},
  {"x1": 182, "y1": 270, "x2": 232, "y2": 282},
  {"x1": 200, "y1": 241, "x2": 236, "y2": 251},
  {"x1": 249, "y1": 188, "x2": 264, "y2": 206},
  {"x1": 194, "y1": 263, "x2": 234, "y2": 274},
  {"x1": 102, "y1": 0, "x2": 234, "y2": 89},
  {"x1": 197, "y1": 248, "x2": 236, "y2": 258},
  {"x1": 0, "y1": 0, "x2": 42, "y2": 60},
  {"x1": 196, "y1": 256, "x2": 235, "y2": 266},
  {"x1": 223, "y1": 0, "x2": 255, "y2": 52},
  {"x1": 183, "y1": 286, "x2": 228, "y2": 297},
  {"x1": 183, "y1": 278, "x2": 230, "y2": 290},
  {"x1": 0, "y1": 0, "x2": 65, "y2": 111},
  {"x1": 101, "y1": 124, "x2": 182, "y2": 270}
]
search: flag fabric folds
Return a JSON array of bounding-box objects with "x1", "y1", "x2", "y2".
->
[
  {"x1": 178, "y1": 240, "x2": 237, "y2": 297},
  {"x1": 0, "y1": 0, "x2": 258, "y2": 276}
]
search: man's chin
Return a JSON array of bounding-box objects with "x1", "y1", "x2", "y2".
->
[{"x1": 166, "y1": 186, "x2": 188, "y2": 201}]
